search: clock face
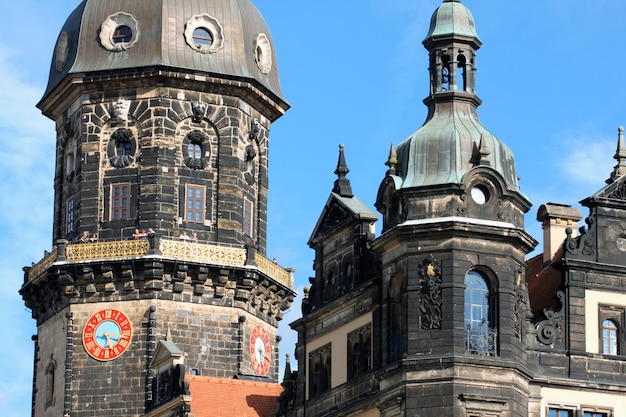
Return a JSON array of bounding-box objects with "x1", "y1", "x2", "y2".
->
[
  {"x1": 250, "y1": 325, "x2": 271, "y2": 376},
  {"x1": 82, "y1": 309, "x2": 132, "y2": 361}
]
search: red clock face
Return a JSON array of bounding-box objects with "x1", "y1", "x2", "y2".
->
[
  {"x1": 250, "y1": 325, "x2": 271, "y2": 376},
  {"x1": 82, "y1": 309, "x2": 132, "y2": 361}
]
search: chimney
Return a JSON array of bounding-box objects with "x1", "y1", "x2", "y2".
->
[{"x1": 536, "y1": 203, "x2": 583, "y2": 263}]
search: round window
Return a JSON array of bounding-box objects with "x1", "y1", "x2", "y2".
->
[
  {"x1": 470, "y1": 185, "x2": 489, "y2": 205},
  {"x1": 192, "y1": 27, "x2": 213, "y2": 46},
  {"x1": 112, "y1": 25, "x2": 133, "y2": 44}
]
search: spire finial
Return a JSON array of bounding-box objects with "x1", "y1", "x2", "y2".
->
[
  {"x1": 473, "y1": 134, "x2": 491, "y2": 166},
  {"x1": 333, "y1": 144, "x2": 353, "y2": 197},
  {"x1": 385, "y1": 143, "x2": 398, "y2": 176},
  {"x1": 608, "y1": 126, "x2": 626, "y2": 183}
]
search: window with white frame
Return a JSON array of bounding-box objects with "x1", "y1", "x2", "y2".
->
[
  {"x1": 185, "y1": 184, "x2": 205, "y2": 223},
  {"x1": 111, "y1": 183, "x2": 130, "y2": 220}
]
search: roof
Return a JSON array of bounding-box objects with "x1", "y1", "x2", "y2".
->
[
  {"x1": 424, "y1": 0, "x2": 481, "y2": 45},
  {"x1": 188, "y1": 376, "x2": 282, "y2": 417},
  {"x1": 525, "y1": 249, "x2": 564, "y2": 320},
  {"x1": 43, "y1": 0, "x2": 286, "y2": 103}
]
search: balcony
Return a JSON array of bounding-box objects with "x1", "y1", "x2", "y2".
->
[
  {"x1": 464, "y1": 325, "x2": 498, "y2": 356},
  {"x1": 25, "y1": 237, "x2": 294, "y2": 289}
]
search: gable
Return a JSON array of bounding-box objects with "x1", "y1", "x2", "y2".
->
[{"x1": 308, "y1": 193, "x2": 377, "y2": 247}]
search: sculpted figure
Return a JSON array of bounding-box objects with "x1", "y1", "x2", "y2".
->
[{"x1": 113, "y1": 99, "x2": 131, "y2": 121}]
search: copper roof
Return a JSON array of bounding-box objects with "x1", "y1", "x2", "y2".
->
[{"x1": 43, "y1": 0, "x2": 285, "y2": 103}]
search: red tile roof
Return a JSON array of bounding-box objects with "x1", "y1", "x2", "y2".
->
[
  {"x1": 526, "y1": 247, "x2": 565, "y2": 320},
  {"x1": 188, "y1": 376, "x2": 283, "y2": 417}
]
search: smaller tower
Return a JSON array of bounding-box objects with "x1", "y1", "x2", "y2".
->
[{"x1": 286, "y1": 145, "x2": 380, "y2": 416}]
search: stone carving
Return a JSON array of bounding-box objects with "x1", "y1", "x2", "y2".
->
[
  {"x1": 536, "y1": 290, "x2": 565, "y2": 347},
  {"x1": 417, "y1": 255, "x2": 442, "y2": 330},
  {"x1": 183, "y1": 130, "x2": 209, "y2": 170},
  {"x1": 191, "y1": 101, "x2": 206, "y2": 123},
  {"x1": 564, "y1": 218, "x2": 595, "y2": 257},
  {"x1": 606, "y1": 181, "x2": 626, "y2": 200},
  {"x1": 243, "y1": 144, "x2": 257, "y2": 185},
  {"x1": 109, "y1": 128, "x2": 135, "y2": 167},
  {"x1": 112, "y1": 99, "x2": 132, "y2": 121},
  {"x1": 249, "y1": 118, "x2": 260, "y2": 141},
  {"x1": 514, "y1": 269, "x2": 529, "y2": 341}
]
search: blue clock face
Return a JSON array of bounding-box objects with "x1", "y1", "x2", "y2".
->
[
  {"x1": 94, "y1": 321, "x2": 122, "y2": 348},
  {"x1": 83, "y1": 309, "x2": 132, "y2": 361}
]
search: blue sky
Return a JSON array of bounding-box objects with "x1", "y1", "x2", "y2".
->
[{"x1": 2, "y1": 1, "x2": 626, "y2": 415}]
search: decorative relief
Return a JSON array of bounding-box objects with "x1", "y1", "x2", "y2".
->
[
  {"x1": 27, "y1": 248, "x2": 58, "y2": 282},
  {"x1": 159, "y1": 239, "x2": 246, "y2": 267},
  {"x1": 184, "y1": 14, "x2": 224, "y2": 54},
  {"x1": 242, "y1": 143, "x2": 257, "y2": 185},
  {"x1": 108, "y1": 128, "x2": 136, "y2": 168},
  {"x1": 112, "y1": 99, "x2": 132, "y2": 121},
  {"x1": 255, "y1": 254, "x2": 292, "y2": 288},
  {"x1": 182, "y1": 130, "x2": 210, "y2": 170},
  {"x1": 535, "y1": 290, "x2": 565, "y2": 347},
  {"x1": 417, "y1": 255, "x2": 442, "y2": 330},
  {"x1": 191, "y1": 101, "x2": 206, "y2": 123},
  {"x1": 65, "y1": 240, "x2": 149, "y2": 262},
  {"x1": 99, "y1": 12, "x2": 139, "y2": 52},
  {"x1": 54, "y1": 31, "x2": 70, "y2": 71},
  {"x1": 564, "y1": 217, "x2": 595, "y2": 258},
  {"x1": 254, "y1": 33, "x2": 272, "y2": 74},
  {"x1": 606, "y1": 181, "x2": 626, "y2": 200},
  {"x1": 514, "y1": 269, "x2": 529, "y2": 341}
]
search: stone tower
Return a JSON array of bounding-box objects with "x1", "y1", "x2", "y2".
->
[
  {"x1": 282, "y1": 1, "x2": 538, "y2": 416},
  {"x1": 20, "y1": 1, "x2": 295, "y2": 416},
  {"x1": 372, "y1": 1, "x2": 537, "y2": 414}
]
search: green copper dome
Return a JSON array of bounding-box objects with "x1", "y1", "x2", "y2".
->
[
  {"x1": 393, "y1": 0, "x2": 519, "y2": 193},
  {"x1": 424, "y1": 0, "x2": 481, "y2": 46}
]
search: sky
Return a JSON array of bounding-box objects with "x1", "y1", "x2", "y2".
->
[{"x1": 1, "y1": 1, "x2": 626, "y2": 415}]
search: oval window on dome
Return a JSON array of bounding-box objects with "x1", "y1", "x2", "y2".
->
[
  {"x1": 184, "y1": 14, "x2": 224, "y2": 54},
  {"x1": 99, "y1": 12, "x2": 139, "y2": 52},
  {"x1": 254, "y1": 33, "x2": 272, "y2": 74},
  {"x1": 192, "y1": 27, "x2": 213, "y2": 47}
]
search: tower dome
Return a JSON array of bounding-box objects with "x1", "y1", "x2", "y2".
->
[
  {"x1": 43, "y1": 0, "x2": 286, "y2": 109},
  {"x1": 393, "y1": 0, "x2": 518, "y2": 193},
  {"x1": 424, "y1": 0, "x2": 481, "y2": 45}
]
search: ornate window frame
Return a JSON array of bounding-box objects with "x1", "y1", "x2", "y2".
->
[
  {"x1": 99, "y1": 12, "x2": 140, "y2": 52},
  {"x1": 182, "y1": 130, "x2": 210, "y2": 170},
  {"x1": 184, "y1": 14, "x2": 224, "y2": 54},
  {"x1": 107, "y1": 128, "x2": 136, "y2": 168},
  {"x1": 255, "y1": 33, "x2": 272, "y2": 74},
  {"x1": 599, "y1": 304, "x2": 624, "y2": 356}
]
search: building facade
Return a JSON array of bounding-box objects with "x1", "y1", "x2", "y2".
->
[
  {"x1": 279, "y1": 1, "x2": 626, "y2": 417},
  {"x1": 21, "y1": 0, "x2": 626, "y2": 417}
]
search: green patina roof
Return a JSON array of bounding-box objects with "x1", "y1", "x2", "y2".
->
[{"x1": 424, "y1": 0, "x2": 481, "y2": 44}]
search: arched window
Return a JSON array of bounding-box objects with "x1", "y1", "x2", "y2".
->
[
  {"x1": 464, "y1": 270, "x2": 497, "y2": 355},
  {"x1": 602, "y1": 319, "x2": 619, "y2": 355},
  {"x1": 465, "y1": 270, "x2": 489, "y2": 330}
]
